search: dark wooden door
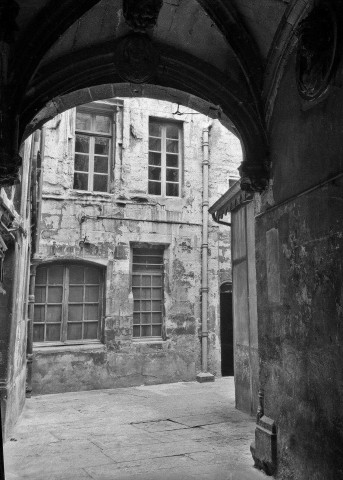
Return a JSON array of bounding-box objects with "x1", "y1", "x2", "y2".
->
[{"x1": 220, "y1": 283, "x2": 234, "y2": 376}]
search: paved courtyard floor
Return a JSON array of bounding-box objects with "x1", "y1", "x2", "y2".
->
[{"x1": 4, "y1": 377, "x2": 266, "y2": 480}]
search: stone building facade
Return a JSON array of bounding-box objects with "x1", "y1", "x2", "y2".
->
[{"x1": 31, "y1": 97, "x2": 241, "y2": 394}]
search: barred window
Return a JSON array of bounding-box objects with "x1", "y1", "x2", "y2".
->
[
  {"x1": 33, "y1": 264, "x2": 103, "y2": 343},
  {"x1": 132, "y1": 248, "x2": 164, "y2": 338}
]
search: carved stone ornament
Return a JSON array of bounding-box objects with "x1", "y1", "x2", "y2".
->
[
  {"x1": 123, "y1": 0, "x2": 163, "y2": 32},
  {"x1": 296, "y1": 2, "x2": 338, "y2": 100},
  {"x1": 0, "y1": 153, "x2": 21, "y2": 186},
  {"x1": 114, "y1": 33, "x2": 159, "y2": 84}
]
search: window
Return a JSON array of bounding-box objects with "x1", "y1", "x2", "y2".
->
[
  {"x1": 148, "y1": 120, "x2": 181, "y2": 197},
  {"x1": 33, "y1": 264, "x2": 103, "y2": 343},
  {"x1": 74, "y1": 108, "x2": 112, "y2": 192},
  {"x1": 132, "y1": 248, "x2": 164, "y2": 338}
]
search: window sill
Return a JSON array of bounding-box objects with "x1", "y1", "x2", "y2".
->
[
  {"x1": 132, "y1": 338, "x2": 165, "y2": 344},
  {"x1": 33, "y1": 341, "x2": 105, "y2": 354}
]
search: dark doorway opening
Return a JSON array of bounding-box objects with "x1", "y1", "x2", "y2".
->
[{"x1": 220, "y1": 282, "x2": 234, "y2": 376}]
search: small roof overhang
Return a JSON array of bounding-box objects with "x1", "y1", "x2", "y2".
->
[{"x1": 209, "y1": 180, "x2": 254, "y2": 222}]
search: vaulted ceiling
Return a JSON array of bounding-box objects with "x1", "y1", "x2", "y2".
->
[{"x1": 1, "y1": 0, "x2": 309, "y2": 190}]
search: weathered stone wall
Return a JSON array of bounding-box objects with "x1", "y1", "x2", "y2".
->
[
  {"x1": 0, "y1": 138, "x2": 32, "y2": 438},
  {"x1": 256, "y1": 51, "x2": 343, "y2": 479},
  {"x1": 32, "y1": 97, "x2": 242, "y2": 394}
]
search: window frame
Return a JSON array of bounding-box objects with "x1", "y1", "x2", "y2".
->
[
  {"x1": 148, "y1": 118, "x2": 183, "y2": 198},
  {"x1": 73, "y1": 104, "x2": 114, "y2": 193},
  {"x1": 131, "y1": 247, "x2": 165, "y2": 340},
  {"x1": 33, "y1": 262, "x2": 105, "y2": 346}
]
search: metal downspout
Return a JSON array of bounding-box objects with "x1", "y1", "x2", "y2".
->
[{"x1": 196, "y1": 126, "x2": 214, "y2": 383}]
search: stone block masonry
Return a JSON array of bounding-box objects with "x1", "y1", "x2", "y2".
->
[{"x1": 31, "y1": 97, "x2": 242, "y2": 394}]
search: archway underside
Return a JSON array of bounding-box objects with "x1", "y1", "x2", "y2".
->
[{"x1": 0, "y1": 0, "x2": 277, "y2": 193}]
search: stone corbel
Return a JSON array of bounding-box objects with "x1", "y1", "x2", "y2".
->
[{"x1": 239, "y1": 159, "x2": 270, "y2": 193}]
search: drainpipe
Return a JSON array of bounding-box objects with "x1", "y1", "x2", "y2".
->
[
  {"x1": 26, "y1": 130, "x2": 40, "y2": 398},
  {"x1": 196, "y1": 126, "x2": 214, "y2": 383}
]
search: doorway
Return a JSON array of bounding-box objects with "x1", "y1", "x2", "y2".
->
[{"x1": 220, "y1": 282, "x2": 234, "y2": 376}]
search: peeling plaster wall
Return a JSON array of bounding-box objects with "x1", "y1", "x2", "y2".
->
[
  {"x1": 33, "y1": 97, "x2": 242, "y2": 394},
  {"x1": 256, "y1": 51, "x2": 343, "y2": 480},
  {"x1": 0, "y1": 138, "x2": 32, "y2": 438}
]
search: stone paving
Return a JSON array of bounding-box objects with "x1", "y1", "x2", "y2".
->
[{"x1": 4, "y1": 377, "x2": 267, "y2": 480}]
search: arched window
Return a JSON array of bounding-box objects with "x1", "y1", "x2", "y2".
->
[{"x1": 33, "y1": 263, "x2": 104, "y2": 344}]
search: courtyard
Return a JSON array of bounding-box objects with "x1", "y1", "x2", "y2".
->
[{"x1": 4, "y1": 378, "x2": 265, "y2": 480}]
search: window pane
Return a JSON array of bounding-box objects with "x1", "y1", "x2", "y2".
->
[
  {"x1": 134, "y1": 300, "x2": 140, "y2": 312},
  {"x1": 141, "y1": 325, "x2": 151, "y2": 337},
  {"x1": 48, "y1": 286, "x2": 63, "y2": 303},
  {"x1": 85, "y1": 304, "x2": 98, "y2": 320},
  {"x1": 141, "y1": 301, "x2": 151, "y2": 312},
  {"x1": 74, "y1": 172, "x2": 88, "y2": 190},
  {"x1": 149, "y1": 138, "x2": 161, "y2": 151},
  {"x1": 85, "y1": 286, "x2": 99, "y2": 302},
  {"x1": 166, "y1": 154, "x2": 178, "y2": 168},
  {"x1": 95, "y1": 115, "x2": 111, "y2": 133},
  {"x1": 152, "y1": 276, "x2": 162, "y2": 286},
  {"x1": 75, "y1": 134, "x2": 90, "y2": 153},
  {"x1": 152, "y1": 288, "x2": 161, "y2": 300},
  {"x1": 152, "y1": 300, "x2": 161, "y2": 311},
  {"x1": 35, "y1": 286, "x2": 46, "y2": 303},
  {"x1": 69, "y1": 266, "x2": 84, "y2": 284},
  {"x1": 166, "y1": 169, "x2": 179, "y2": 182},
  {"x1": 74, "y1": 154, "x2": 89, "y2": 172},
  {"x1": 67, "y1": 323, "x2": 82, "y2": 340},
  {"x1": 94, "y1": 137, "x2": 109, "y2": 155},
  {"x1": 76, "y1": 112, "x2": 92, "y2": 131},
  {"x1": 94, "y1": 157, "x2": 108, "y2": 173},
  {"x1": 69, "y1": 286, "x2": 83, "y2": 302},
  {"x1": 93, "y1": 175, "x2": 108, "y2": 192},
  {"x1": 141, "y1": 288, "x2": 151, "y2": 299},
  {"x1": 166, "y1": 139, "x2": 178, "y2": 153},
  {"x1": 46, "y1": 324, "x2": 61, "y2": 341},
  {"x1": 149, "y1": 152, "x2": 161, "y2": 166},
  {"x1": 33, "y1": 325, "x2": 44, "y2": 342},
  {"x1": 47, "y1": 305, "x2": 62, "y2": 322},
  {"x1": 48, "y1": 266, "x2": 63, "y2": 285},
  {"x1": 133, "y1": 325, "x2": 140, "y2": 337},
  {"x1": 132, "y1": 287, "x2": 140, "y2": 299},
  {"x1": 142, "y1": 276, "x2": 151, "y2": 287},
  {"x1": 84, "y1": 322, "x2": 98, "y2": 340},
  {"x1": 152, "y1": 312, "x2": 161, "y2": 323},
  {"x1": 132, "y1": 276, "x2": 140, "y2": 287},
  {"x1": 36, "y1": 268, "x2": 47, "y2": 285},
  {"x1": 68, "y1": 305, "x2": 83, "y2": 322},
  {"x1": 148, "y1": 182, "x2": 161, "y2": 195},
  {"x1": 85, "y1": 267, "x2": 100, "y2": 284},
  {"x1": 149, "y1": 123, "x2": 161, "y2": 137},
  {"x1": 34, "y1": 305, "x2": 45, "y2": 323},
  {"x1": 166, "y1": 183, "x2": 179, "y2": 197},
  {"x1": 166, "y1": 124, "x2": 179, "y2": 139},
  {"x1": 152, "y1": 325, "x2": 162, "y2": 336},
  {"x1": 141, "y1": 313, "x2": 151, "y2": 324},
  {"x1": 149, "y1": 166, "x2": 161, "y2": 181},
  {"x1": 133, "y1": 313, "x2": 140, "y2": 325}
]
